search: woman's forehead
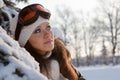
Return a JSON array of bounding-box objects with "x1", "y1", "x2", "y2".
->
[{"x1": 36, "y1": 22, "x2": 49, "y2": 29}]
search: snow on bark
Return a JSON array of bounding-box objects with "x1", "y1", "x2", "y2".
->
[{"x1": 0, "y1": 0, "x2": 5, "y2": 8}]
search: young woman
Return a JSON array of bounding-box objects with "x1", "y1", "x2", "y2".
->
[{"x1": 10, "y1": 4, "x2": 85, "y2": 80}]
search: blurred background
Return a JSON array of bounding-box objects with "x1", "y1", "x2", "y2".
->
[{"x1": 0, "y1": 0, "x2": 120, "y2": 80}]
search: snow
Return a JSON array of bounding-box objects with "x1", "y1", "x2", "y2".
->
[
  {"x1": 0, "y1": 26, "x2": 47, "y2": 80},
  {"x1": 78, "y1": 65, "x2": 120, "y2": 80},
  {"x1": 0, "y1": 0, "x2": 5, "y2": 8}
]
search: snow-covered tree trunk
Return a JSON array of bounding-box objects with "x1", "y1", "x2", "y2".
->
[{"x1": 0, "y1": 26, "x2": 47, "y2": 80}]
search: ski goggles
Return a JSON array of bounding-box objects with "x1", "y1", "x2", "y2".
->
[{"x1": 18, "y1": 4, "x2": 51, "y2": 26}]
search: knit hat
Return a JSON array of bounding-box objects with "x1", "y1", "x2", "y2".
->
[{"x1": 10, "y1": 14, "x2": 49, "y2": 47}]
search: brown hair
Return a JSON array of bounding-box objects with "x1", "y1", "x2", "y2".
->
[
  {"x1": 25, "y1": 38, "x2": 78, "y2": 80},
  {"x1": 24, "y1": 39, "x2": 49, "y2": 76},
  {"x1": 52, "y1": 39, "x2": 78, "y2": 80}
]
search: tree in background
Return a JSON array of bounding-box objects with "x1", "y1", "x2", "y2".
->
[
  {"x1": 101, "y1": 38, "x2": 108, "y2": 64},
  {"x1": 96, "y1": 0, "x2": 120, "y2": 65},
  {"x1": 55, "y1": 5, "x2": 76, "y2": 45},
  {"x1": 76, "y1": 11, "x2": 102, "y2": 65},
  {"x1": 71, "y1": 15, "x2": 82, "y2": 67},
  {"x1": 55, "y1": 5, "x2": 83, "y2": 66}
]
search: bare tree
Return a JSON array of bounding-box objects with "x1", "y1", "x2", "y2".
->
[
  {"x1": 97, "y1": 0, "x2": 120, "y2": 65},
  {"x1": 55, "y1": 5, "x2": 84, "y2": 66},
  {"x1": 55, "y1": 5, "x2": 77, "y2": 45},
  {"x1": 101, "y1": 38, "x2": 108, "y2": 64},
  {"x1": 71, "y1": 17, "x2": 82, "y2": 66},
  {"x1": 79, "y1": 12, "x2": 102, "y2": 65}
]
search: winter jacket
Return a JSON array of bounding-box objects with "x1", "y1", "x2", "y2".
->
[{"x1": 40, "y1": 52, "x2": 85, "y2": 80}]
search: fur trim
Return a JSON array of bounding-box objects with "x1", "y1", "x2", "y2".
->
[{"x1": 41, "y1": 59, "x2": 68, "y2": 80}]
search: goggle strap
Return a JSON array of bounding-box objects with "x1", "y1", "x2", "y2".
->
[{"x1": 15, "y1": 22, "x2": 22, "y2": 40}]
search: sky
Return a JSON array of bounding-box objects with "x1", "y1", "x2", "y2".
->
[{"x1": 16, "y1": 0, "x2": 99, "y2": 15}]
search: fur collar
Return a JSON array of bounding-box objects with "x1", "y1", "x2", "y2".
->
[{"x1": 41, "y1": 59, "x2": 68, "y2": 80}]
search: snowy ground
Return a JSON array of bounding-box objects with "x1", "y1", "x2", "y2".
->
[{"x1": 77, "y1": 64, "x2": 120, "y2": 80}]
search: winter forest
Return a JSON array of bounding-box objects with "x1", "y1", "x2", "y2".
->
[{"x1": 0, "y1": 0, "x2": 120, "y2": 80}]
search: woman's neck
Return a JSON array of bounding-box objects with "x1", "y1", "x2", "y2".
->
[{"x1": 43, "y1": 51, "x2": 52, "y2": 59}]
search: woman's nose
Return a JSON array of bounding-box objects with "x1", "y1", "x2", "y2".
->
[{"x1": 43, "y1": 30, "x2": 51, "y2": 38}]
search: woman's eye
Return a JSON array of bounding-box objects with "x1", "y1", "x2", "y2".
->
[
  {"x1": 34, "y1": 29, "x2": 41, "y2": 33},
  {"x1": 46, "y1": 26, "x2": 51, "y2": 31}
]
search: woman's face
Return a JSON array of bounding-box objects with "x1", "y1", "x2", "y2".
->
[{"x1": 28, "y1": 22, "x2": 54, "y2": 56}]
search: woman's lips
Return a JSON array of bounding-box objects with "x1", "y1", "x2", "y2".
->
[{"x1": 44, "y1": 40, "x2": 53, "y2": 44}]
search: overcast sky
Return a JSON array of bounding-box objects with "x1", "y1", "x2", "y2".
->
[{"x1": 17, "y1": 0, "x2": 99, "y2": 14}]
